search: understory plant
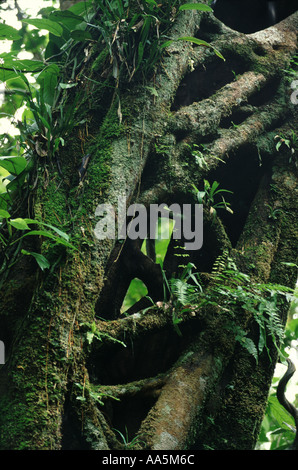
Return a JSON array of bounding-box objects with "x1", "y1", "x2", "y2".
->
[
  {"x1": 0, "y1": 208, "x2": 77, "y2": 285},
  {"x1": 0, "y1": 1, "x2": 223, "y2": 279},
  {"x1": 164, "y1": 251, "x2": 294, "y2": 362},
  {"x1": 203, "y1": 251, "x2": 294, "y2": 362},
  {"x1": 192, "y1": 180, "x2": 233, "y2": 219}
]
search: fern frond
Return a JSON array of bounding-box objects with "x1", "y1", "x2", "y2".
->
[
  {"x1": 169, "y1": 278, "x2": 196, "y2": 306},
  {"x1": 211, "y1": 250, "x2": 229, "y2": 276}
]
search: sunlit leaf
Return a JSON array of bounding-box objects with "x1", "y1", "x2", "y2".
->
[
  {"x1": 68, "y1": 1, "x2": 93, "y2": 17},
  {"x1": 21, "y1": 249, "x2": 51, "y2": 271},
  {"x1": 23, "y1": 18, "x2": 63, "y2": 37},
  {"x1": 0, "y1": 209, "x2": 10, "y2": 219},
  {"x1": 179, "y1": 3, "x2": 213, "y2": 12},
  {"x1": 0, "y1": 156, "x2": 27, "y2": 176},
  {"x1": 36, "y1": 64, "x2": 60, "y2": 106},
  {"x1": 49, "y1": 10, "x2": 85, "y2": 31},
  {"x1": 59, "y1": 82, "x2": 78, "y2": 89},
  {"x1": 0, "y1": 24, "x2": 21, "y2": 40},
  {"x1": 70, "y1": 30, "x2": 93, "y2": 41},
  {"x1": 10, "y1": 218, "x2": 30, "y2": 231},
  {"x1": 267, "y1": 394, "x2": 296, "y2": 429}
]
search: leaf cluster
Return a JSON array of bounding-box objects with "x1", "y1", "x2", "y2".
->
[
  {"x1": 161, "y1": 261, "x2": 203, "y2": 335},
  {"x1": 162, "y1": 250, "x2": 294, "y2": 362},
  {"x1": 192, "y1": 179, "x2": 233, "y2": 220},
  {"x1": 204, "y1": 251, "x2": 294, "y2": 362},
  {"x1": 0, "y1": 208, "x2": 77, "y2": 280}
]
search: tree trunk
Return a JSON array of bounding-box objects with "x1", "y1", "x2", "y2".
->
[{"x1": 0, "y1": 1, "x2": 297, "y2": 450}]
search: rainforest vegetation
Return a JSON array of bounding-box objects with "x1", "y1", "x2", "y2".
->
[{"x1": 0, "y1": 0, "x2": 297, "y2": 451}]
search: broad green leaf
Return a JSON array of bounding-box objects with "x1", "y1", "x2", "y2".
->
[
  {"x1": 36, "y1": 63, "x2": 59, "y2": 82},
  {"x1": 0, "y1": 193, "x2": 10, "y2": 211},
  {"x1": 0, "y1": 24, "x2": 21, "y2": 40},
  {"x1": 49, "y1": 10, "x2": 85, "y2": 31},
  {"x1": 0, "y1": 57, "x2": 44, "y2": 83},
  {"x1": 22, "y1": 218, "x2": 38, "y2": 225},
  {"x1": 70, "y1": 30, "x2": 93, "y2": 41},
  {"x1": 0, "y1": 179, "x2": 7, "y2": 193},
  {"x1": 37, "y1": 64, "x2": 60, "y2": 106},
  {"x1": 0, "y1": 209, "x2": 10, "y2": 219},
  {"x1": 5, "y1": 76, "x2": 28, "y2": 93},
  {"x1": 267, "y1": 395, "x2": 296, "y2": 429},
  {"x1": 6, "y1": 58, "x2": 44, "y2": 72},
  {"x1": 68, "y1": 1, "x2": 92, "y2": 17},
  {"x1": 0, "y1": 68, "x2": 17, "y2": 83},
  {"x1": 0, "y1": 156, "x2": 27, "y2": 176},
  {"x1": 23, "y1": 19, "x2": 63, "y2": 37},
  {"x1": 21, "y1": 249, "x2": 50, "y2": 271},
  {"x1": 9, "y1": 218, "x2": 30, "y2": 231},
  {"x1": 6, "y1": 171, "x2": 27, "y2": 193},
  {"x1": 179, "y1": 3, "x2": 213, "y2": 12}
]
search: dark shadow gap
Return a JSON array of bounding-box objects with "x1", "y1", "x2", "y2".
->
[
  {"x1": 87, "y1": 319, "x2": 204, "y2": 386},
  {"x1": 197, "y1": 14, "x2": 225, "y2": 43},
  {"x1": 212, "y1": 0, "x2": 297, "y2": 34},
  {"x1": 247, "y1": 77, "x2": 280, "y2": 107},
  {"x1": 219, "y1": 76, "x2": 281, "y2": 129},
  {"x1": 171, "y1": 55, "x2": 246, "y2": 111},
  {"x1": 61, "y1": 390, "x2": 89, "y2": 450},
  {"x1": 103, "y1": 392, "x2": 158, "y2": 445},
  {"x1": 207, "y1": 143, "x2": 272, "y2": 246},
  {"x1": 219, "y1": 107, "x2": 254, "y2": 129}
]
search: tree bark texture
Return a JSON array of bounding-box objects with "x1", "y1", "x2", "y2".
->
[{"x1": 0, "y1": 2, "x2": 297, "y2": 450}]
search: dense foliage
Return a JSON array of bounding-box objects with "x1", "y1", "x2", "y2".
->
[{"x1": 0, "y1": 0, "x2": 297, "y2": 450}]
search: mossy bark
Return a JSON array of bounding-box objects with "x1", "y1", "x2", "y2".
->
[{"x1": 0, "y1": 2, "x2": 297, "y2": 450}]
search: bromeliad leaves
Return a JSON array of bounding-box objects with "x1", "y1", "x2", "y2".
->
[
  {"x1": 0, "y1": 1, "x2": 221, "y2": 277},
  {"x1": 0, "y1": 1, "x2": 221, "y2": 86},
  {"x1": 93, "y1": 1, "x2": 222, "y2": 82},
  {"x1": 0, "y1": 209, "x2": 77, "y2": 273}
]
